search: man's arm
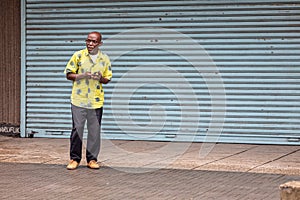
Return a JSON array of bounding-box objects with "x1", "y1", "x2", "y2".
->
[
  {"x1": 66, "y1": 72, "x2": 92, "y2": 81},
  {"x1": 100, "y1": 77, "x2": 110, "y2": 84}
]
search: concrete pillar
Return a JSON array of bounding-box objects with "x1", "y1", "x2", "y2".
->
[{"x1": 280, "y1": 181, "x2": 300, "y2": 200}]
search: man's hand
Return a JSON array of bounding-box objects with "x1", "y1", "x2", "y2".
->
[
  {"x1": 82, "y1": 72, "x2": 92, "y2": 79},
  {"x1": 91, "y1": 72, "x2": 102, "y2": 81},
  {"x1": 67, "y1": 72, "x2": 103, "y2": 81},
  {"x1": 76, "y1": 72, "x2": 93, "y2": 80},
  {"x1": 71, "y1": 72, "x2": 92, "y2": 80}
]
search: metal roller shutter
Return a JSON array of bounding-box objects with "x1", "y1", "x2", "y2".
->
[{"x1": 21, "y1": 0, "x2": 300, "y2": 145}]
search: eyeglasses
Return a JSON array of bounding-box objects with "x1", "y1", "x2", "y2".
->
[{"x1": 85, "y1": 39, "x2": 99, "y2": 44}]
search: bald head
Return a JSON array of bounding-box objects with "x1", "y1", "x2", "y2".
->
[
  {"x1": 88, "y1": 31, "x2": 102, "y2": 42},
  {"x1": 86, "y1": 31, "x2": 103, "y2": 54}
]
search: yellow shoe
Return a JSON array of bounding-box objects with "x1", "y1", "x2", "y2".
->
[
  {"x1": 87, "y1": 160, "x2": 100, "y2": 169},
  {"x1": 66, "y1": 160, "x2": 79, "y2": 170}
]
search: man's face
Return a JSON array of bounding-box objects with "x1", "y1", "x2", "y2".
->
[{"x1": 86, "y1": 33, "x2": 101, "y2": 54}]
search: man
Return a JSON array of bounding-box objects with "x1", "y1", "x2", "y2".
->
[{"x1": 64, "y1": 31, "x2": 112, "y2": 170}]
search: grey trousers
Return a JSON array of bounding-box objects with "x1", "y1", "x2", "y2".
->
[{"x1": 70, "y1": 104, "x2": 103, "y2": 163}]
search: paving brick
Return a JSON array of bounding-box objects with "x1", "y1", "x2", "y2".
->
[
  {"x1": 0, "y1": 162, "x2": 299, "y2": 200},
  {"x1": 1, "y1": 136, "x2": 300, "y2": 199}
]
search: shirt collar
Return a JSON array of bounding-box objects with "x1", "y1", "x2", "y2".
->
[{"x1": 84, "y1": 48, "x2": 102, "y2": 57}]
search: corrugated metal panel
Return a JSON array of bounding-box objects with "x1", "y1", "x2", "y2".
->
[
  {"x1": 0, "y1": 0, "x2": 21, "y2": 125},
  {"x1": 22, "y1": 0, "x2": 300, "y2": 144}
]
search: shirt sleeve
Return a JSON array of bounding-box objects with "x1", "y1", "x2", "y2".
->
[
  {"x1": 102, "y1": 55, "x2": 112, "y2": 80},
  {"x1": 64, "y1": 52, "x2": 79, "y2": 74}
]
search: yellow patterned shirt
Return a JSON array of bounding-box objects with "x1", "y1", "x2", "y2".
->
[{"x1": 64, "y1": 48, "x2": 112, "y2": 109}]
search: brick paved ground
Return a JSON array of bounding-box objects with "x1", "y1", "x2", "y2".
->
[
  {"x1": 0, "y1": 162, "x2": 299, "y2": 200},
  {"x1": 1, "y1": 137, "x2": 299, "y2": 175}
]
